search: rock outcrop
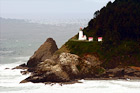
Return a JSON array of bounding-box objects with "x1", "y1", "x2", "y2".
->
[
  {"x1": 99, "y1": 67, "x2": 140, "y2": 79},
  {"x1": 21, "y1": 53, "x2": 102, "y2": 83},
  {"x1": 27, "y1": 38, "x2": 58, "y2": 67}
]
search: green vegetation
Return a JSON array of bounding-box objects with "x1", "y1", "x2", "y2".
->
[
  {"x1": 65, "y1": 40, "x2": 102, "y2": 56},
  {"x1": 64, "y1": 0, "x2": 140, "y2": 69},
  {"x1": 65, "y1": 39, "x2": 140, "y2": 68}
]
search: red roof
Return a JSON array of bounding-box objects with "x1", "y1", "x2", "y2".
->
[
  {"x1": 98, "y1": 37, "x2": 103, "y2": 39},
  {"x1": 89, "y1": 37, "x2": 93, "y2": 39}
]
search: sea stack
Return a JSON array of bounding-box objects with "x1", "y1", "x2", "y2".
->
[{"x1": 27, "y1": 38, "x2": 58, "y2": 67}]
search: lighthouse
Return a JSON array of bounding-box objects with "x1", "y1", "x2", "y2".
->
[
  {"x1": 78, "y1": 28, "x2": 87, "y2": 40},
  {"x1": 78, "y1": 31, "x2": 84, "y2": 40}
]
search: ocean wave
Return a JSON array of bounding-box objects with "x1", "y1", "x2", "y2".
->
[
  {"x1": 0, "y1": 61, "x2": 140, "y2": 93},
  {"x1": 0, "y1": 51, "x2": 14, "y2": 54},
  {"x1": 13, "y1": 56, "x2": 30, "y2": 61},
  {"x1": 1, "y1": 80, "x2": 139, "y2": 93},
  {"x1": 0, "y1": 67, "x2": 140, "y2": 93},
  {"x1": 0, "y1": 60, "x2": 26, "y2": 69}
]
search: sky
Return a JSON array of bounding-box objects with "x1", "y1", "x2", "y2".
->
[{"x1": 0, "y1": 0, "x2": 115, "y2": 19}]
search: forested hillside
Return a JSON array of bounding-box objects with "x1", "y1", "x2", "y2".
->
[
  {"x1": 84, "y1": 0, "x2": 140, "y2": 43},
  {"x1": 65, "y1": 0, "x2": 140, "y2": 69}
]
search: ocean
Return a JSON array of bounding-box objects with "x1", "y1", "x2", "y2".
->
[{"x1": 0, "y1": 18, "x2": 140, "y2": 93}]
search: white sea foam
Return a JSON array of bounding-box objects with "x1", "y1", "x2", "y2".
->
[
  {"x1": 0, "y1": 59, "x2": 140, "y2": 93},
  {"x1": 0, "y1": 65, "x2": 140, "y2": 93},
  {"x1": 2, "y1": 80, "x2": 139, "y2": 93}
]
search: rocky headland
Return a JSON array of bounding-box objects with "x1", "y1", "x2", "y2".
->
[
  {"x1": 14, "y1": 0, "x2": 140, "y2": 84},
  {"x1": 14, "y1": 37, "x2": 140, "y2": 84}
]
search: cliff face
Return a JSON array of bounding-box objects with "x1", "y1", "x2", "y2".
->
[{"x1": 27, "y1": 38, "x2": 58, "y2": 67}]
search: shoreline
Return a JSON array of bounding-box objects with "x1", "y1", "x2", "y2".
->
[{"x1": 12, "y1": 63, "x2": 140, "y2": 85}]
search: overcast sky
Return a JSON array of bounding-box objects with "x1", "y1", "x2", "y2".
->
[{"x1": 0, "y1": 0, "x2": 115, "y2": 19}]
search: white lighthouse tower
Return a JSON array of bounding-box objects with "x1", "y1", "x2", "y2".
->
[
  {"x1": 78, "y1": 31, "x2": 84, "y2": 40},
  {"x1": 78, "y1": 28, "x2": 87, "y2": 40}
]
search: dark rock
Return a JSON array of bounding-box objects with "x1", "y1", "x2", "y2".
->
[
  {"x1": 20, "y1": 80, "x2": 29, "y2": 83},
  {"x1": 124, "y1": 68, "x2": 136, "y2": 76},
  {"x1": 27, "y1": 38, "x2": 58, "y2": 67},
  {"x1": 12, "y1": 63, "x2": 28, "y2": 70},
  {"x1": 20, "y1": 71, "x2": 29, "y2": 75},
  {"x1": 24, "y1": 72, "x2": 70, "y2": 83},
  {"x1": 134, "y1": 72, "x2": 140, "y2": 77},
  {"x1": 101, "y1": 67, "x2": 140, "y2": 79},
  {"x1": 20, "y1": 63, "x2": 27, "y2": 67},
  {"x1": 124, "y1": 67, "x2": 140, "y2": 77},
  {"x1": 5, "y1": 68, "x2": 10, "y2": 69},
  {"x1": 106, "y1": 68, "x2": 124, "y2": 77}
]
